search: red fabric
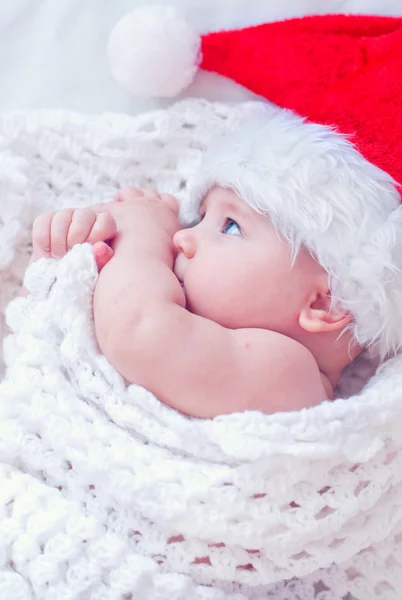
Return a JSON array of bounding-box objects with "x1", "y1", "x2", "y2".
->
[{"x1": 201, "y1": 15, "x2": 402, "y2": 185}]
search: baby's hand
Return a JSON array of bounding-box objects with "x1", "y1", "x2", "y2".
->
[
  {"x1": 90, "y1": 188, "x2": 180, "y2": 263},
  {"x1": 31, "y1": 208, "x2": 117, "y2": 270},
  {"x1": 92, "y1": 187, "x2": 180, "y2": 240},
  {"x1": 115, "y1": 187, "x2": 179, "y2": 213}
]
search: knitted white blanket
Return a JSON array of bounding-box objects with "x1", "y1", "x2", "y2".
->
[{"x1": 0, "y1": 100, "x2": 401, "y2": 600}]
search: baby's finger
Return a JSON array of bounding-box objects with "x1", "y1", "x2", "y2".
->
[
  {"x1": 50, "y1": 209, "x2": 75, "y2": 257},
  {"x1": 67, "y1": 208, "x2": 97, "y2": 249},
  {"x1": 92, "y1": 241, "x2": 114, "y2": 271},
  {"x1": 141, "y1": 187, "x2": 160, "y2": 198},
  {"x1": 32, "y1": 212, "x2": 54, "y2": 257},
  {"x1": 87, "y1": 213, "x2": 117, "y2": 244},
  {"x1": 114, "y1": 187, "x2": 143, "y2": 202},
  {"x1": 160, "y1": 193, "x2": 179, "y2": 214}
]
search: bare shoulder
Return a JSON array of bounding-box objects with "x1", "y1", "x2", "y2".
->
[{"x1": 231, "y1": 327, "x2": 328, "y2": 414}]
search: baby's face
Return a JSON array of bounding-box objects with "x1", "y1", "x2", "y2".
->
[{"x1": 173, "y1": 187, "x2": 321, "y2": 336}]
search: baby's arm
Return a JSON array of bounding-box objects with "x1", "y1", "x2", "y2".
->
[
  {"x1": 93, "y1": 189, "x2": 328, "y2": 418},
  {"x1": 113, "y1": 304, "x2": 327, "y2": 417}
]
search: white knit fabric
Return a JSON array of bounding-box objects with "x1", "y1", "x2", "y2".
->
[{"x1": 0, "y1": 100, "x2": 402, "y2": 600}]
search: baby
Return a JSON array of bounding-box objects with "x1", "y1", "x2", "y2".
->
[
  {"x1": 24, "y1": 109, "x2": 402, "y2": 418},
  {"x1": 27, "y1": 193, "x2": 358, "y2": 419}
]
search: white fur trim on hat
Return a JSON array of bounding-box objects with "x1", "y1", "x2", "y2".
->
[{"x1": 181, "y1": 104, "x2": 402, "y2": 358}]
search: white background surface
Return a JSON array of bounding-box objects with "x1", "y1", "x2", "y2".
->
[{"x1": 1, "y1": 0, "x2": 402, "y2": 116}]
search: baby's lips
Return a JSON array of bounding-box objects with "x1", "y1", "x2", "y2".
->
[{"x1": 173, "y1": 253, "x2": 185, "y2": 282}]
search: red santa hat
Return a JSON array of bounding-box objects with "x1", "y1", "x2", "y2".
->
[
  {"x1": 108, "y1": 6, "x2": 402, "y2": 186},
  {"x1": 108, "y1": 7, "x2": 402, "y2": 357}
]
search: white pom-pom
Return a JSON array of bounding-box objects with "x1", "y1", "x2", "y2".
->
[{"x1": 108, "y1": 5, "x2": 201, "y2": 98}]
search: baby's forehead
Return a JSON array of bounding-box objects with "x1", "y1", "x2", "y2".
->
[{"x1": 200, "y1": 186, "x2": 246, "y2": 214}]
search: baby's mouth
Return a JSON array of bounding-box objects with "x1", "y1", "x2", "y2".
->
[
  {"x1": 177, "y1": 279, "x2": 189, "y2": 310},
  {"x1": 175, "y1": 274, "x2": 185, "y2": 293}
]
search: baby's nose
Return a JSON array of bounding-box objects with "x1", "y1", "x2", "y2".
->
[{"x1": 173, "y1": 228, "x2": 196, "y2": 259}]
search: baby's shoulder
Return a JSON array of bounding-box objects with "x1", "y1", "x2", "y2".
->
[
  {"x1": 233, "y1": 327, "x2": 315, "y2": 365},
  {"x1": 232, "y1": 328, "x2": 329, "y2": 411}
]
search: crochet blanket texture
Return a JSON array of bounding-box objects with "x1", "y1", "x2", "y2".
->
[{"x1": 0, "y1": 100, "x2": 401, "y2": 600}]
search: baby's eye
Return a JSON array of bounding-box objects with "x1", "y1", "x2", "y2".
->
[{"x1": 223, "y1": 218, "x2": 242, "y2": 236}]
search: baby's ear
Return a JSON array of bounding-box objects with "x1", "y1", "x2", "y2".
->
[{"x1": 299, "y1": 287, "x2": 352, "y2": 334}]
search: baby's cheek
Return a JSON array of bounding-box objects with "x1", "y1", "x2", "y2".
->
[
  {"x1": 184, "y1": 265, "x2": 222, "y2": 316},
  {"x1": 184, "y1": 272, "x2": 214, "y2": 316},
  {"x1": 192, "y1": 285, "x2": 244, "y2": 328}
]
